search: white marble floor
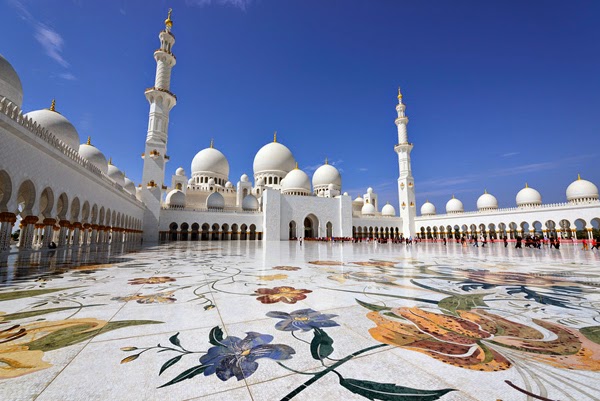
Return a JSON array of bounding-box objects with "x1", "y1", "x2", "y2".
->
[{"x1": 0, "y1": 241, "x2": 599, "y2": 401}]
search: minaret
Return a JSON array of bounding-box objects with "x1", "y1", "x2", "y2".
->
[
  {"x1": 141, "y1": 9, "x2": 177, "y2": 242},
  {"x1": 394, "y1": 87, "x2": 416, "y2": 238}
]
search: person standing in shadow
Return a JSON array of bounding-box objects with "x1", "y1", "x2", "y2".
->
[{"x1": 515, "y1": 236, "x2": 522, "y2": 249}]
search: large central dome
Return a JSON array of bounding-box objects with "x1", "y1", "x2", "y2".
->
[
  {"x1": 253, "y1": 140, "x2": 296, "y2": 176},
  {"x1": 191, "y1": 147, "x2": 229, "y2": 178}
]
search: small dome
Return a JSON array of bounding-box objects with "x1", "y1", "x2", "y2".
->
[
  {"x1": 225, "y1": 181, "x2": 233, "y2": 188},
  {"x1": 420, "y1": 201, "x2": 436, "y2": 216},
  {"x1": 25, "y1": 107, "x2": 80, "y2": 150},
  {"x1": 166, "y1": 189, "x2": 185, "y2": 207},
  {"x1": 312, "y1": 163, "x2": 342, "y2": 189},
  {"x1": 382, "y1": 203, "x2": 396, "y2": 216},
  {"x1": 0, "y1": 53, "x2": 23, "y2": 108},
  {"x1": 123, "y1": 177, "x2": 136, "y2": 195},
  {"x1": 516, "y1": 184, "x2": 542, "y2": 207},
  {"x1": 188, "y1": 178, "x2": 194, "y2": 185},
  {"x1": 343, "y1": 192, "x2": 349, "y2": 196},
  {"x1": 176, "y1": 167, "x2": 185, "y2": 176},
  {"x1": 240, "y1": 173, "x2": 249, "y2": 182},
  {"x1": 191, "y1": 147, "x2": 229, "y2": 179},
  {"x1": 256, "y1": 177, "x2": 265, "y2": 186},
  {"x1": 477, "y1": 191, "x2": 498, "y2": 211},
  {"x1": 353, "y1": 196, "x2": 364, "y2": 204},
  {"x1": 242, "y1": 194, "x2": 259, "y2": 211},
  {"x1": 282, "y1": 168, "x2": 311, "y2": 194},
  {"x1": 253, "y1": 141, "x2": 296, "y2": 175},
  {"x1": 566, "y1": 175, "x2": 599, "y2": 203},
  {"x1": 361, "y1": 203, "x2": 376, "y2": 216},
  {"x1": 367, "y1": 187, "x2": 373, "y2": 194},
  {"x1": 208, "y1": 178, "x2": 215, "y2": 186},
  {"x1": 79, "y1": 141, "x2": 108, "y2": 174},
  {"x1": 446, "y1": 196, "x2": 464, "y2": 214},
  {"x1": 206, "y1": 191, "x2": 225, "y2": 209},
  {"x1": 107, "y1": 162, "x2": 125, "y2": 187}
]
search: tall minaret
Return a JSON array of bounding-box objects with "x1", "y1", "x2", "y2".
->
[
  {"x1": 141, "y1": 9, "x2": 177, "y2": 242},
  {"x1": 394, "y1": 87, "x2": 416, "y2": 238}
]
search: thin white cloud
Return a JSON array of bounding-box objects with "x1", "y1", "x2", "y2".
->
[
  {"x1": 10, "y1": 0, "x2": 73, "y2": 72},
  {"x1": 501, "y1": 152, "x2": 519, "y2": 157},
  {"x1": 58, "y1": 72, "x2": 77, "y2": 81},
  {"x1": 358, "y1": 167, "x2": 368, "y2": 172},
  {"x1": 185, "y1": 0, "x2": 252, "y2": 10}
]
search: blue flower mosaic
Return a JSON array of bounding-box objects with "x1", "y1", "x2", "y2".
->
[{"x1": 266, "y1": 308, "x2": 340, "y2": 332}]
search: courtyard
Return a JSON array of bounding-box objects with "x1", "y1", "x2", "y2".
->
[{"x1": 0, "y1": 242, "x2": 598, "y2": 400}]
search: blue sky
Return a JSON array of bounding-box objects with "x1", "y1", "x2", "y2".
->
[{"x1": 3, "y1": 0, "x2": 599, "y2": 213}]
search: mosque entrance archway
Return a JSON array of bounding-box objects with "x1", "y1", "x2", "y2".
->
[
  {"x1": 201, "y1": 223, "x2": 209, "y2": 241},
  {"x1": 169, "y1": 222, "x2": 178, "y2": 241},
  {"x1": 326, "y1": 221, "x2": 333, "y2": 238},
  {"x1": 303, "y1": 214, "x2": 318, "y2": 238},
  {"x1": 191, "y1": 223, "x2": 199, "y2": 241},
  {"x1": 289, "y1": 221, "x2": 297, "y2": 240}
]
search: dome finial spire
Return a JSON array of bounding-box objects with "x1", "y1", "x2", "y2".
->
[
  {"x1": 108, "y1": 157, "x2": 113, "y2": 165},
  {"x1": 273, "y1": 131, "x2": 277, "y2": 143},
  {"x1": 49, "y1": 99, "x2": 56, "y2": 112},
  {"x1": 210, "y1": 138, "x2": 214, "y2": 148},
  {"x1": 484, "y1": 188, "x2": 487, "y2": 194},
  {"x1": 525, "y1": 182, "x2": 529, "y2": 188},
  {"x1": 165, "y1": 8, "x2": 173, "y2": 31},
  {"x1": 578, "y1": 173, "x2": 581, "y2": 180},
  {"x1": 397, "y1": 86, "x2": 403, "y2": 102},
  {"x1": 295, "y1": 162, "x2": 298, "y2": 170},
  {"x1": 325, "y1": 157, "x2": 328, "y2": 165},
  {"x1": 86, "y1": 136, "x2": 91, "y2": 145}
]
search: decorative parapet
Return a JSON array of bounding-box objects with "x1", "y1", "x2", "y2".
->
[
  {"x1": 415, "y1": 200, "x2": 600, "y2": 220},
  {"x1": 144, "y1": 87, "x2": 177, "y2": 100},
  {"x1": 0, "y1": 97, "x2": 142, "y2": 204},
  {"x1": 160, "y1": 206, "x2": 262, "y2": 214}
]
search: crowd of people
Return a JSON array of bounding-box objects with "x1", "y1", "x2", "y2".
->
[{"x1": 291, "y1": 234, "x2": 600, "y2": 251}]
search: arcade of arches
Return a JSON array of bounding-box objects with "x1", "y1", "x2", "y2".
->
[
  {"x1": 0, "y1": 171, "x2": 143, "y2": 252},
  {"x1": 417, "y1": 218, "x2": 600, "y2": 240},
  {"x1": 161, "y1": 222, "x2": 262, "y2": 241}
]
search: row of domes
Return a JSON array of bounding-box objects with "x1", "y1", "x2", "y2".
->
[
  {"x1": 1, "y1": 54, "x2": 135, "y2": 195},
  {"x1": 189, "y1": 138, "x2": 342, "y2": 192},
  {"x1": 421, "y1": 178, "x2": 599, "y2": 216}
]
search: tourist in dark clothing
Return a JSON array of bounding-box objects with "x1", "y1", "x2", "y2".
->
[{"x1": 515, "y1": 236, "x2": 522, "y2": 249}]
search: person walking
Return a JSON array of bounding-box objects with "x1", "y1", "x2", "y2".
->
[
  {"x1": 503, "y1": 236, "x2": 508, "y2": 248},
  {"x1": 515, "y1": 236, "x2": 522, "y2": 249}
]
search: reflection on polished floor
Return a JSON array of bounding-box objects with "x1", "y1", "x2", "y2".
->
[{"x1": 0, "y1": 241, "x2": 599, "y2": 401}]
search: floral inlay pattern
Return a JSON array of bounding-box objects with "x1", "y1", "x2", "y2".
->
[
  {"x1": 266, "y1": 308, "x2": 340, "y2": 332},
  {"x1": 253, "y1": 286, "x2": 312, "y2": 304}
]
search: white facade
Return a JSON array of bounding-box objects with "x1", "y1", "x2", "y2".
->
[{"x1": 0, "y1": 10, "x2": 598, "y2": 251}]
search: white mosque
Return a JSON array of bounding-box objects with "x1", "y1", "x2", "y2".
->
[{"x1": 0, "y1": 10, "x2": 599, "y2": 252}]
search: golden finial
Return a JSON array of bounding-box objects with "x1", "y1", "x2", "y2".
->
[
  {"x1": 484, "y1": 188, "x2": 487, "y2": 194},
  {"x1": 295, "y1": 162, "x2": 298, "y2": 170},
  {"x1": 397, "y1": 87, "x2": 403, "y2": 100},
  {"x1": 525, "y1": 182, "x2": 529, "y2": 188},
  {"x1": 325, "y1": 157, "x2": 328, "y2": 165},
  {"x1": 452, "y1": 194, "x2": 455, "y2": 199},
  {"x1": 578, "y1": 173, "x2": 581, "y2": 180},
  {"x1": 273, "y1": 131, "x2": 277, "y2": 143},
  {"x1": 108, "y1": 157, "x2": 113, "y2": 165},
  {"x1": 49, "y1": 99, "x2": 56, "y2": 112},
  {"x1": 86, "y1": 136, "x2": 91, "y2": 145},
  {"x1": 210, "y1": 138, "x2": 214, "y2": 148},
  {"x1": 165, "y1": 8, "x2": 173, "y2": 31}
]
